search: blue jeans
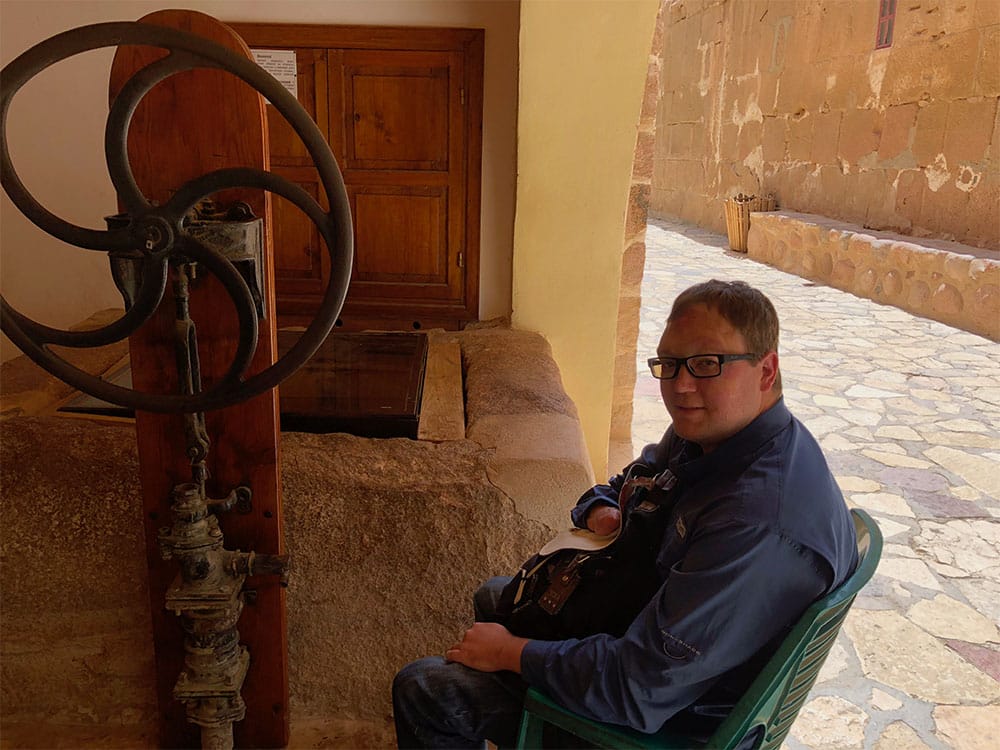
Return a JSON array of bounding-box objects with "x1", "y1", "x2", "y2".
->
[{"x1": 392, "y1": 576, "x2": 528, "y2": 749}]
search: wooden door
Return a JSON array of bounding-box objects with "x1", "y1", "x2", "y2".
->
[{"x1": 230, "y1": 24, "x2": 484, "y2": 331}]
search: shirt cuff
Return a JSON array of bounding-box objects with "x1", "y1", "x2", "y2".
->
[{"x1": 520, "y1": 639, "x2": 557, "y2": 684}]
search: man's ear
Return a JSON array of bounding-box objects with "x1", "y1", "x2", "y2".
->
[{"x1": 759, "y1": 351, "x2": 779, "y2": 392}]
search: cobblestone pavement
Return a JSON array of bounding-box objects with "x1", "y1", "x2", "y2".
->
[{"x1": 632, "y1": 219, "x2": 1000, "y2": 750}]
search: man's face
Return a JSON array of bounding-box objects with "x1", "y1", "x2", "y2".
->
[{"x1": 657, "y1": 303, "x2": 779, "y2": 453}]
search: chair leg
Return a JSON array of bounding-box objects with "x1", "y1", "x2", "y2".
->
[{"x1": 516, "y1": 711, "x2": 546, "y2": 750}]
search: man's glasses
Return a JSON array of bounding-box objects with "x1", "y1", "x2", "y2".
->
[{"x1": 647, "y1": 353, "x2": 760, "y2": 380}]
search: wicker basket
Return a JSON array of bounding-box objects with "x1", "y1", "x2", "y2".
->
[{"x1": 724, "y1": 193, "x2": 776, "y2": 252}]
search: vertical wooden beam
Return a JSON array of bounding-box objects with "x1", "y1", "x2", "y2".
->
[{"x1": 109, "y1": 10, "x2": 288, "y2": 748}]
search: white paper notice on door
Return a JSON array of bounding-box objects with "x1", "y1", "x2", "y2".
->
[{"x1": 251, "y1": 49, "x2": 298, "y2": 103}]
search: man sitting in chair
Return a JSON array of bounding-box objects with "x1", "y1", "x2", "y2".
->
[{"x1": 393, "y1": 280, "x2": 858, "y2": 748}]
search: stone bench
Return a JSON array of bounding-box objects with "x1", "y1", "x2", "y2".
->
[{"x1": 747, "y1": 211, "x2": 999, "y2": 341}]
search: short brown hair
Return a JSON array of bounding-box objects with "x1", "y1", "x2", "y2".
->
[{"x1": 668, "y1": 280, "x2": 781, "y2": 392}]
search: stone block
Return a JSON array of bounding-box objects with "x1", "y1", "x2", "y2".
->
[
  {"x1": 281, "y1": 432, "x2": 555, "y2": 719},
  {"x1": 839, "y1": 107, "x2": 882, "y2": 163},
  {"x1": 823, "y1": 56, "x2": 865, "y2": 112},
  {"x1": 758, "y1": 71, "x2": 780, "y2": 115},
  {"x1": 619, "y1": 240, "x2": 647, "y2": 289},
  {"x1": 787, "y1": 113, "x2": 813, "y2": 161},
  {"x1": 462, "y1": 329, "x2": 579, "y2": 426},
  {"x1": 908, "y1": 279, "x2": 932, "y2": 308},
  {"x1": 912, "y1": 100, "x2": 949, "y2": 167},
  {"x1": 857, "y1": 266, "x2": 879, "y2": 296},
  {"x1": 638, "y1": 68, "x2": 661, "y2": 132},
  {"x1": 917, "y1": 180, "x2": 971, "y2": 239},
  {"x1": 940, "y1": 1, "x2": 979, "y2": 34},
  {"x1": 964, "y1": 174, "x2": 999, "y2": 247},
  {"x1": 632, "y1": 130, "x2": 655, "y2": 183},
  {"x1": 975, "y1": 0, "x2": 1000, "y2": 26},
  {"x1": 624, "y1": 182, "x2": 651, "y2": 240},
  {"x1": 975, "y1": 25, "x2": 999, "y2": 96},
  {"x1": 614, "y1": 300, "x2": 640, "y2": 351},
  {"x1": 669, "y1": 122, "x2": 696, "y2": 157},
  {"x1": 736, "y1": 119, "x2": 763, "y2": 161},
  {"x1": 663, "y1": 158, "x2": 705, "y2": 194},
  {"x1": 895, "y1": 168, "x2": 926, "y2": 217},
  {"x1": 705, "y1": 196, "x2": 728, "y2": 235},
  {"x1": 858, "y1": 168, "x2": 901, "y2": 228},
  {"x1": 810, "y1": 111, "x2": 843, "y2": 165},
  {"x1": 932, "y1": 29, "x2": 980, "y2": 100},
  {"x1": 776, "y1": 64, "x2": 826, "y2": 114},
  {"x1": 746, "y1": 226, "x2": 768, "y2": 259},
  {"x1": 815, "y1": 165, "x2": 848, "y2": 216},
  {"x1": 761, "y1": 115, "x2": 788, "y2": 162},
  {"x1": 680, "y1": 190, "x2": 709, "y2": 227},
  {"x1": 469, "y1": 414, "x2": 594, "y2": 530},
  {"x1": 894, "y1": 1, "x2": 948, "y2": 43},
  {"x1": 882, "y1": 269, "x2": 904, "y2": 301},
  {"x1": 771, "y1": 162, "x2": 812, "y2": 213},
  {"x1": 971, "y1": 283, "x2": 1000, "y2": 334},
  {"x1": 841, "y1": 177, "x2": 872, "y2": 226},
  {"x1": 650, "y1": 187, "x2": 683, "y2": 218},
  {"x1": 931, "y1": 282, "x2": 964, "y2": 316},
  {"x1": 719, "y1": 121, "x2": 741, "y2": 162},
  {"x1": 791, "y1": 5, "x2": 824, "y2": 67},
  {"x1": 944, "y1": 98, "x2": 998, "y2": 163},
  {"x1": 878, "y1": 103, "x2": 918, "y2": 163},
  {"x1": 881, "y1": 40, "x2": 936, "y2": 106},
  {"x1": 671, "y1": 86, "x2": 707, "y2": 122},
  {"x1": 812, "y1": 3, "x2": 855, "y2": 61},
  {"x1": 698, "y1": 0, "x2": 723, "y2": 40}
]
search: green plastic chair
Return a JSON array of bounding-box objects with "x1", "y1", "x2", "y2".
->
[{"x1": 516, "y1": 508, "x2": 882, "y2": 750}]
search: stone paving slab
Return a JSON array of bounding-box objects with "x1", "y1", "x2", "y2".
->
[{"x1": 633, "y1": 219, "x2": 1000, "y2": 750}]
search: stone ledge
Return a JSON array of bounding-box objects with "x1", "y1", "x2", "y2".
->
[
  {"x1": 747, "y1": 211, "x2": 999, "y2": 341},
  {"x1": 460, "y1": 328, "x2": 595, "y2": 530}
]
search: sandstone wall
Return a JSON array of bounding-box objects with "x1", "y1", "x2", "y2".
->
[{"x1": 652, "y1": 0, "x2": 999, "y2": 250}]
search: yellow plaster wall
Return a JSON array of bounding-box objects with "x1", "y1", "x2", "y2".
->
[{"x1": 513, "y1": 0, "x2": 660, "y2": 478}]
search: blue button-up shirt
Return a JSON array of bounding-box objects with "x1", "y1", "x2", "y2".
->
[{"x1": 520, "y1": 398, "x2": 858, "y2": 734}]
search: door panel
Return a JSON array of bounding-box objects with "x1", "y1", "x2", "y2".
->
[
  {"x1": 231, "y1": 24, "x2": 483, "y2": 329},
  {"x1": 344, "y1": 51, "x2": 451, "y2": 170},
  {"x1": 352, "y1": 187, "x2": 448, "y2": 287}
]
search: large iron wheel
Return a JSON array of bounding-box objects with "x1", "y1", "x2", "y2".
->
[{"x1": 0, "y1": 22, "x2": 353, "y2": 413}]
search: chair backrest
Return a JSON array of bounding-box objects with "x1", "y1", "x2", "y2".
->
[{"x1": 708, "y1": 508, "x2": 882, "y2": 750}]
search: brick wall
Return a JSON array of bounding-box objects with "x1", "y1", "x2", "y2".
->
[{"x1": 651, "y1": 0, "x2": 999, "y2": 249}]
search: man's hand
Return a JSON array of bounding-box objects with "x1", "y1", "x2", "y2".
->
[
  {"x1": 445, "y1": 622, "x2": 529, "y2": 673},
  {"x1": 587, "y1": 505, "x2": 622, "y2": 536}
]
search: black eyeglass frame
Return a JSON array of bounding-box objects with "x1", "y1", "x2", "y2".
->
[{"x1": 647, "y1": 353, "x2": 761, "y2": 380}]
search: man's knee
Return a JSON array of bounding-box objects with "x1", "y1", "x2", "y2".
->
[{"x1": 393, "y1": 656, "x2": 441, "y2": 708}]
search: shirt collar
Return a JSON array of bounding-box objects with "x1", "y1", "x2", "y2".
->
[{"x1": 668, "y1": 397, "x2": 792, "y2": 481}]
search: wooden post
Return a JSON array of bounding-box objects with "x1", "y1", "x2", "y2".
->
[{"x1": 109, "y1": 10, "x2": 288, "y2": 748}]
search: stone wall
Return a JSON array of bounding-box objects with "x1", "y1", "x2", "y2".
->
[
  {"x1": 0, "y1": 328, "x2": 592, "y2": 742},
  {"x1": 608, "y1": 4, "x2": 665, "y2": 473},
  {"x1": 652, "y1": 0, "x2": 999, "y2": 250},
  {"x1": 748, "y1": 211, "x2": 1000, "y2": 341}
]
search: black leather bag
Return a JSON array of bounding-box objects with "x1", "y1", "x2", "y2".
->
[{"x1": 495, "y1": 465, "x2": 679, "y2": 640}]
